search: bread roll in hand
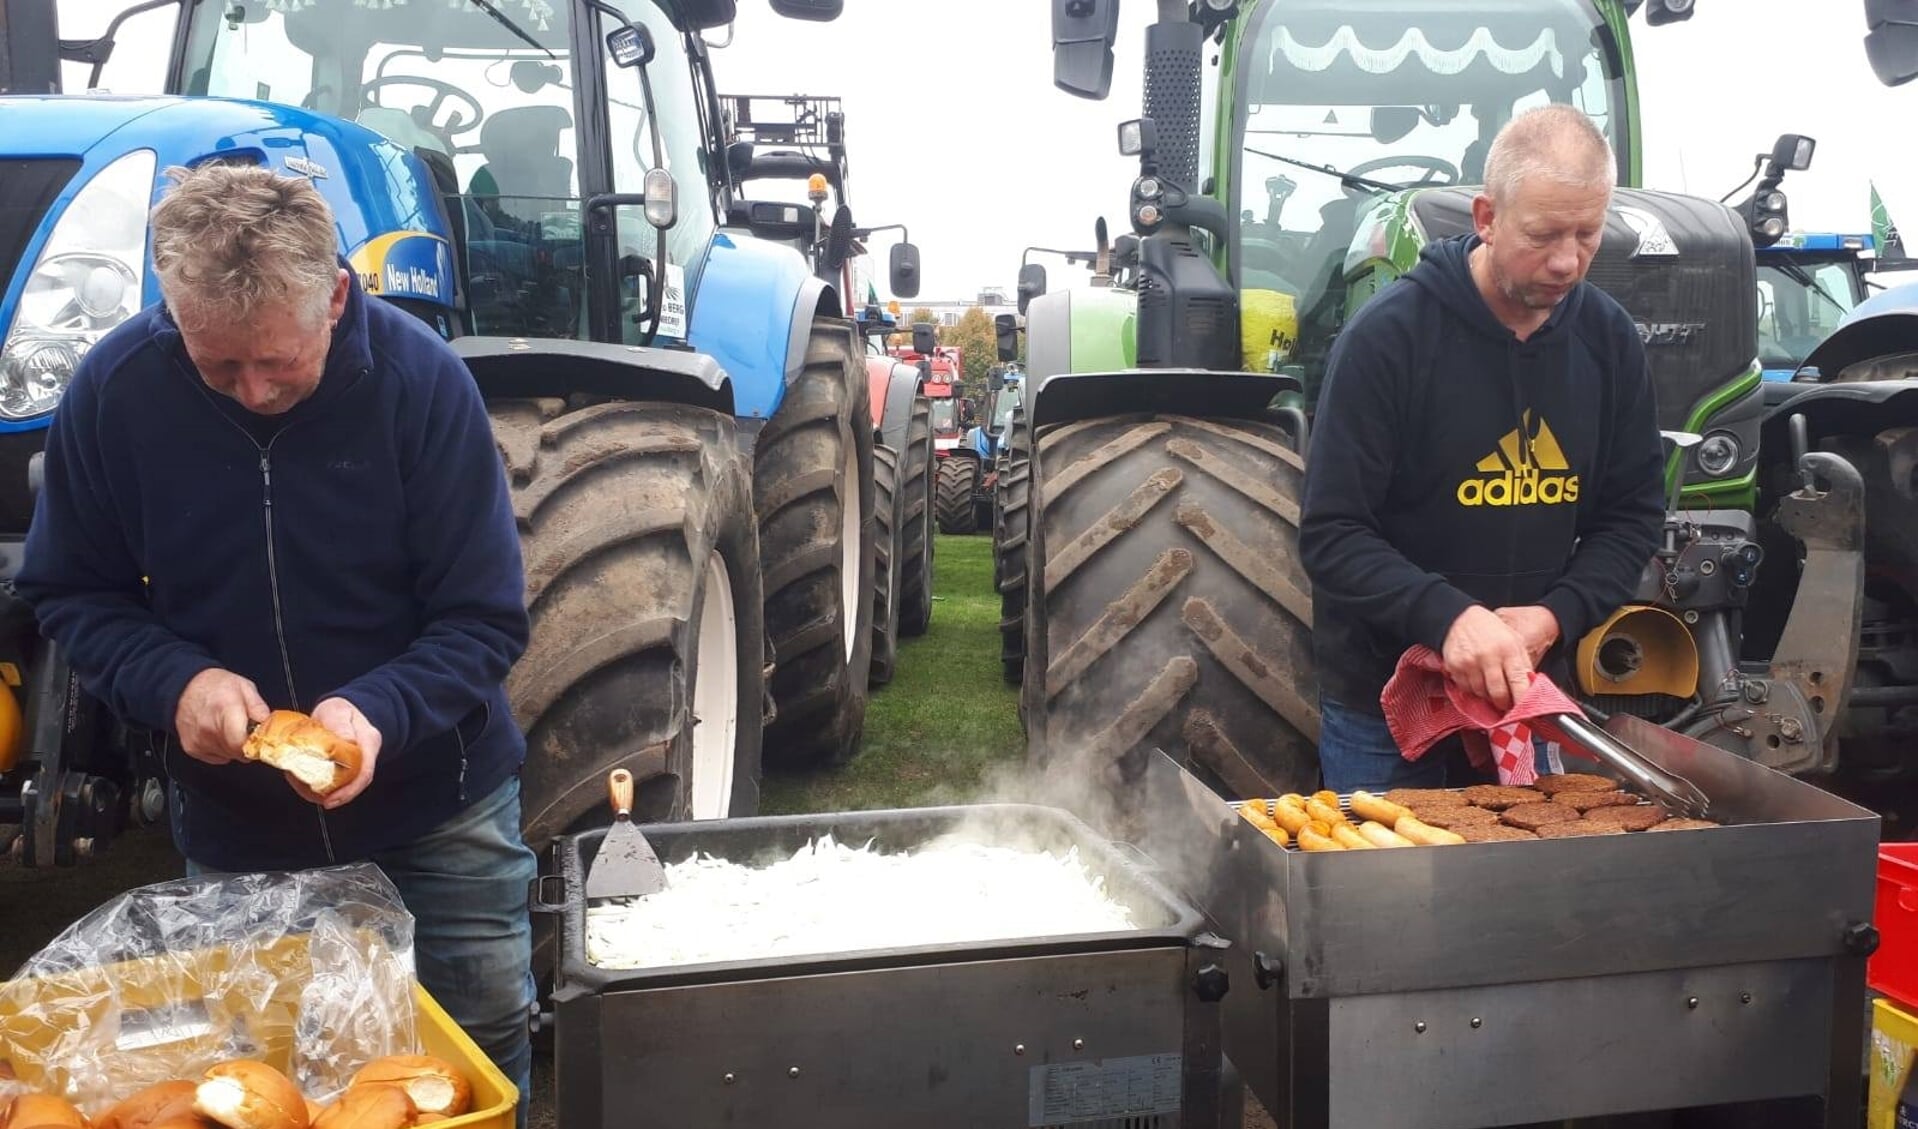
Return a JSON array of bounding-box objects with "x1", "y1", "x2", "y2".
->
[{"x1": 242, "y1": 711, "x2": 362, "y2": 796}]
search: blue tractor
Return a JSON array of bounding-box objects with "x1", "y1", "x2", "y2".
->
[{"x1": 0, "y1": 0, "x2": 899, "y2": 866}]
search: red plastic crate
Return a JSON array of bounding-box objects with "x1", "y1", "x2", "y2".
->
[{"x1": 1872, "y1": 843, "x2": 1918, "y2": 1010}]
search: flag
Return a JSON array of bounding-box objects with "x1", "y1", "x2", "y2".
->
[{"x1": 1874, "y1": 181, "x2": 1907, "y2": 261}]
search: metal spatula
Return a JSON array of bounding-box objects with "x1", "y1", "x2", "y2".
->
[{"x1": 584, "y1": 768, "x2": 668, "y2": 900}]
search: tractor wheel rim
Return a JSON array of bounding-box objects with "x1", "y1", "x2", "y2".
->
[
  {"x1": 841, "y1": 444, "x2": 860, "y2": 665},
  {"x1": 690, "y1": 550, "x2": 738, "y2": 820}
]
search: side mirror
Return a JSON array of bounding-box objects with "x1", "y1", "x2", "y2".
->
[
  {"x1": 913, "y1": 322, "x2": 937, "y2": 355},
  {"x1": 995, "y1": 313, "x2": 1020, "y2": 362},
  {"x1": 890, "y1": 242, "x2": 922, "y2": 299},
  {"x1": 1017, "y1": 263, "x2": 1047, "y2": 315},
  {"x1": 768, "y1": 0, "x2": 843, "y2": 20},
  {"x1": 726, "y1": 140, "x2": 755, "y2": 180},
  {"x1": 1867, "y1": 0, "x2": 1918, "y2": 86},
  {"x1": 823, "y1": 206, "x2": 855, "y2": 273},
  {"x1": 606, "y1": 23, "x2": 655, "y2": 68},
  {"x1": 1052, "y1": 0, "x2": 1119, "y2": 99},
  {"x1": 1370, "y1": 106, "x2": 1421, "y2": 145},
  {"x1": 679, "y1": 0, "x2": 738, "y2": 29},
  {"x1": 1768, "y1": 133, "x2": 1817, "y2": 173}
]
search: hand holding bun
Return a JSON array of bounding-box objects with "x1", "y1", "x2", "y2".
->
[
  {"x1": 241, "y1": 711, "x2": 363, "y2": 796},
  {"x1": 347, "y1": 1057, "x2": 470, "y2": 1120},
  {"x1": 192, "y1": 1061, "x2": 308, "y2": 1129}
]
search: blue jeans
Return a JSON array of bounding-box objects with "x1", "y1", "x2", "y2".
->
[
  {"x1": 187, "y1": 777, "x2": 535, "y2": 1129},
  {"x1": 1318, "y1": 696, "x2": 1561, "y2": 792}
]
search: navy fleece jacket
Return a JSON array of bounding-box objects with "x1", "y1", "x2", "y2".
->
[
  {"x1": 1299, "y1": 233, "x2": 1665, "y2": 712},
  {"x1": 16, "y1": 271, "x2": 530, "y2": 871}
]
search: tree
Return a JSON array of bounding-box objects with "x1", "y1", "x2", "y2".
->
[
  {"x1": 944, "y1": 307, "x2": 997, "y2": 387},
  {"x1": 890, "y1": 306, "x2": 939, "y2": 351}
]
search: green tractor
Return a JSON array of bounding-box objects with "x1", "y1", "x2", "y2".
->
[{"x1": 1011, "y1": 0, "x2": 1918, "y2": 809}]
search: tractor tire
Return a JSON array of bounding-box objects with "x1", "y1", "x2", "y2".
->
[
  {"x1": 1022, "y1": 414, "x2": 1319, "y2": 804},
  {"x1": 896, "y1": 396, "x2": 936, "y2": 637},
  {"x1": 869, "y1": 444, "x2": 903, "y2": 687},
  {"x1": 491, "y1": 398, "x2": 765, "y2": 852},
  {"x1": 756, "y1": 319, "x2": 876, "y2": 768},
  {"x1": 995, "y1": 406, "x2": 1031, "y2": 685},
  {"x1": 936, "y1": 457, "x2": 981, "y2": 534}
]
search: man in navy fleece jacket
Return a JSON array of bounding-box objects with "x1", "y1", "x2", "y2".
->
[{"x1": 15, "y1": 164, "x2": 535, "y2": 1106}]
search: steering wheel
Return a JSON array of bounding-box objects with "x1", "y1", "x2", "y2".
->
[
  {"x1": 1341, "y1": 155, "x2": 1461, "y2": 197},
  {"x1": 360, "y1": 76, "x2": 485, "y2": 138}
]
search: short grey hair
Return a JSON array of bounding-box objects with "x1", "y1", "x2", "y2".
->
[
  {"x1": 1482, "y1": 103, "x2": 1615, "y2": 206},
  {"x1": 151, "y1": 163, "x2": 340, "y2": 333}
]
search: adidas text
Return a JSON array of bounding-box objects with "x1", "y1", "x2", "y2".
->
[{"x1": 1456, "y1": 469, "x2": 1581, "y2": 506}]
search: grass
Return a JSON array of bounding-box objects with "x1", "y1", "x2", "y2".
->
[{"x1": 759, "y1": 533, "x2": 1026, "y2": 815}]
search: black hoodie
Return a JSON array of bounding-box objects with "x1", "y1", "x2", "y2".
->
[{"x1": 1299, "y1": 233, "x2": 1665, "y2": 713}]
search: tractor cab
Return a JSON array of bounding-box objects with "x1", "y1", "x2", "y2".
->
[
  {"x1": 172, "y1": 0, "x2": 722, "y2": 342},
  {"x1": 1755, "y1": 234, "x2": 1875, "y2": 381},
  {"x1": 1229, "y1": 0, "x2": 1632, "y2": 384}
]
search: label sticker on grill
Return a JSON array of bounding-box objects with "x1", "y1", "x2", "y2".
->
[{"x1": 1028, "y1": 1053, "x2": 1182, "y2": 1125}]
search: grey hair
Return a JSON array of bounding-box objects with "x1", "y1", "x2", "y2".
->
[
  {"x1": 151, "y1": 163, "x2": 341, "y2": 333},
  {"x1": 1482, "y1": 103, "x2": 1616, "y2": 206}
]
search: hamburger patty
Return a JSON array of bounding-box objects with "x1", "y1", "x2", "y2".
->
[
  {"x1": 1535, "y1": 820, "x2": 1629, "y2": 839},
  {"x1": 1500, "y1": 802, "x2": 1580, "y2": 830},
  {"x1": 1583, "y1": 805, "x2": 1667, "y2": 832},
  {"x1": 1551, "y1": 789, "x2": 1639, "y2": 812},
  {"x1": 1533, "y1": 772, "x2": 1617, "y2": 796},
  {"x1": 1415, "y1": 805, "x2": 1502, "y2": 829},
  {"x1": 1648, "y1": 818, "x2": 1721, "y2": 832},
  {"x1": 1384, "y1": 787, "x2": 1469, "y2": 809},
  {"x1": 1454, "y1": 824, "x2": 1538, "y2": 843},
  {"x1": 1462, "y1": 784, "x2": 1540, "y2": 810}
]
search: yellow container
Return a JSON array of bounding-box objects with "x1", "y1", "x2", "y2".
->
[
  {"x1": 1870, "y1": 996, "x2": 1918, "y2": 1128},
  {"x1": 0, "y1": 936, "x2": 516, "y2": 1129}
]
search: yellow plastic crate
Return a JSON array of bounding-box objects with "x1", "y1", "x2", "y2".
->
[
  {"x1": 1870, "y1": 996, "x2": 1918, "y2": 1128},
  {"x1": 0, "y1": 935, "x2": 516, "y2": 1129}
]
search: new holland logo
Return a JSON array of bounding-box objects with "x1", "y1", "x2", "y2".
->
[{"x1": 1456, "y1": 414, "x2": 1581, "y2": 507}]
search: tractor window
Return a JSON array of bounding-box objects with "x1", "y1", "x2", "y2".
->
[
  {"x1": 929, "y1": 398, "x2": 957, "y2": 433},
  {"x1": 605, "y1": 2, "x2": 718, "y2": 343},
  {"x1": 1232, "y1": 0, "x2": 1626, "y2": 382},
  {"x1": 1756, "y1": 259, "x2": 1863, "y2": 372}
]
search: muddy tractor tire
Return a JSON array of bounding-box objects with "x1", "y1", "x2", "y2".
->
[
  {"x1": 995, "y1": 406, "x2": 1031, "y2": 686},
  {"x1": 869, "y1": 444, "x2": 903, "y2": 686},
  {"x1": 896, "y1": 396, "x2": 936, "y2": 637},
  {"x1": 1022, "y1": 414, "x2": 1320, "y2": 801},
  {"x1": 756, "y1": 319, "x2": 877, "y2": 767},
  {"x1": 492, "y1": 399, "x2": 765, "y2": 852},
  {"x1": 936, "y1": 456, "x2": 981, "y2": 534}
]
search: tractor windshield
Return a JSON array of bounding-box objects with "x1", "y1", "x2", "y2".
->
[
  {"x1": 1756, "y1": 256, "x2": 1866, "y2": 375},
  {"x1": 1232, "y1": 0, "x2": 1627, "y2": 370},
  {"x1": 989, "y1": 384, "x2": 1020, "y2": 431},
  {"x1": 930, "y1": 398, "x2": 958, "y2": 433},
  {"x1": 179, "y1": 0, "x2": 713, "y2": 339}
]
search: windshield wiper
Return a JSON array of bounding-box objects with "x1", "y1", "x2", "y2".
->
[
  {"x1": 1775, "y1": 260, "x2": 1850, "y2": 315},
  {"x1": 1244, "y1": 146, "x2": 1402, "y2": 196},
  {"x1": 464, "y1": 0, "x2": 555, "y2": 59}
]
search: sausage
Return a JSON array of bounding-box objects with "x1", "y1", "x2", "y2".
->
[
  {"x1": 1357, "y1": 820, "x2": 1415, "y2": 848},
  {"x1": 1350, "y1": 791, "x2": 1412, "y2": 827},
  {"x1": 1395, "y1": 815, "x2": 1468, "y2": 846}
]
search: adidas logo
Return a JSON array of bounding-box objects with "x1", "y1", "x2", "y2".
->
[{"x1": 1456, "y1": 413, "x2": 1581, "y2": 507}]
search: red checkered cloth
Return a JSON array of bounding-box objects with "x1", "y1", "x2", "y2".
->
[{"x1": 1378, "y1": 645, "x2": 1582, "y2": 785}]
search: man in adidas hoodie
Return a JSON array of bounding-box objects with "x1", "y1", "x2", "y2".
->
[
  {"x1": 1300, "y1": 104, "x2": 1665, "y2": 791},
  {"x1": 15, "y1": 165, "x2": 535, "y2": 1110}
]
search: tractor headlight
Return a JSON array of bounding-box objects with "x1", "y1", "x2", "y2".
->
[
  {"x1": 1696, "y1": 431, "x2": 1740, "y2": 477},
  {"x1": 0, "y1": 149, "x2": 154, "y2": 421}
]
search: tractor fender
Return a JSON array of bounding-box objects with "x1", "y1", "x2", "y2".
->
[
  {"x1": 878, "y1": 361, "x2": 922, "y2": 452},
  {"x1": 454, "y1": 337, "x2": 732, "y2": 415},
  {"x1": 685, "y1": 232, "x2": 840, "y2": 424},
  {"x1": 1761, "y1": 380, "x2": 1918, "y2": 447},
  {"x1": 1798, "y1": 283, "x2": 1918, "y2": 381}
]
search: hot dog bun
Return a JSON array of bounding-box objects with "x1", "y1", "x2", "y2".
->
[
  {"x1": 347, "y1": 1057, "x2": 470, "y2": 1119},
  {"x1": 311, "y1": 1086, "x2": 414, "y2": 1129},
  {"x1": 193, "y1": 1061, "x2": 308, "y2": 1129},
  {"x1": 242, "y1": 711, "x2": 361, "y2": 796}
]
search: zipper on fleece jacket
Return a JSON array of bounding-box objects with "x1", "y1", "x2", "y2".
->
[{"x1": 258, "y1": 445, "x2": 335, "y2": 864}]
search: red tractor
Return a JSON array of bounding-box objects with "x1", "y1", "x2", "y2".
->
[{"x1": 893, "y1": 328, "x2": 983, "y2": 533}]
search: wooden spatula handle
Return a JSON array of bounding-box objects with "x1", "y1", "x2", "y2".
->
[{"x1": 608, "y1": 768, "x2": 634, "y2": 817}]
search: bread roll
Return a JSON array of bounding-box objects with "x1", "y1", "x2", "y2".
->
[
  {"x1": 241, "y1": 710, "x2": 362, "y2": 795},
  {"x1": 347, "y1": 1058, "x2": 470, "y2": 1119},
  {"x1": 312, "y1": 1086, "x2": 414, "y2": 1129},
  {"x1": 99, "y1": 1083, "x2": 200, "y2": 1129},
  {"x1": 1297, "y1": 824, "x2": 1343, "y2": 851},
  {"x1": 6, "y1": 1093, "x2": 87, "y2": 1129},
  {"x1": 1394, "y1": 816, "x2": 1468, "y2": 846},
  {"x1": 1349, "y1": 791, "x2": 1412, "y2": 827},
  {"x1": 1357, "y1": 821, "x2": 1415, "y2": 848},
  {"x1": 1270, "y1": 798, "x2": 1312, "y2": 835},
  {"x1": 1239, "y1": 801, "x2": 1279, "y2": 833},
  {"x1": 193, "y1": 1061, "x2": 308, "y2": 1129},
  {"x1": 1304, "y1": 798, "x2": 1349, "y2": 828}
]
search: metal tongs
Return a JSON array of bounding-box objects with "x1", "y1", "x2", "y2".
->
[{"x1": 1552, "y1": 710, "x2": 1712, "y2": 820}]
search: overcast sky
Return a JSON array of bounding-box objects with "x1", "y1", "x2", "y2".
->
[{"x1": 50, "y1": 0, "x2": 1918, "y2": 300}]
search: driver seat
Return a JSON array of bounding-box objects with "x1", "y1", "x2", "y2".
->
[{"x1": 472, "y1": 105, "x2": 576, "y2": 201}]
